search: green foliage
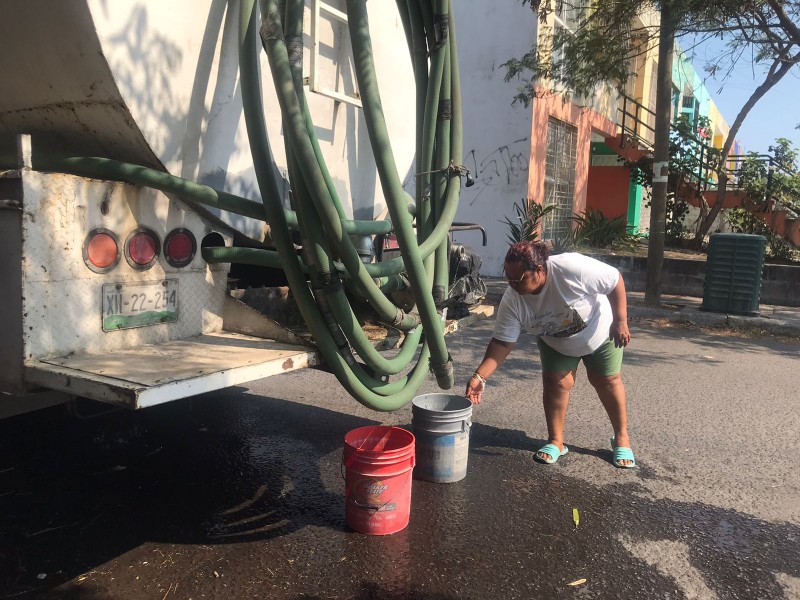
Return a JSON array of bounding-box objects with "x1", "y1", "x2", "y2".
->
[
  {"x1": 505, "y1": 1, "x2": 800, "y2": 107},
  {"x1": 572, "y1": 207, "x2": 640, "y2": 250},
  {"x1": 726, "y1": 138, "x2": 800, "y2": 263},
  {"x1": 631, "y1": 115, "x2": 712, "y2": 245},
  {"x1": 661, "y1": 115, "x2": 718, "y2": 245},
  {"x1": 771, "y1": 137, "x2": 799, "y2": 173},
  {"x1": 726, "y1": 208, "x2": 798, "y2": 263},
  {"x1": 664, "y1": 193, "x2": 691, "y2": 245},
  {"x1": 501, "y1": 200, "x2": 558, "y2": 243},
  {"x1": 735, "y1": 151, "x2": 770, "y2": 197},
  {"x1": 736, "y1": 138, "x2": 800, "y2": 214},
  {"x1": 548, "y1": 229, "x2": 578, "y2": 254},
  {"x1": 670, "y1": 115, "x2": 721, "y2": 186},
  {"x1": 503, "y1": 1, "x2": 633, "y2": 103}
]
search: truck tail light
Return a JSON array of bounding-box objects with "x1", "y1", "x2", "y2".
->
[
  {"x1": 125, "y1": 228, "x2": 160, "y2": 269},
  {"x1": 164, "y1": 229, "x2": 196, "y2": 267},
  {"x1": 84, "y1": 229, "x2": 120, "y2": 273}
]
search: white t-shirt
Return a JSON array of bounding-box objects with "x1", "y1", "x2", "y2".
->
[{"x1": 493, "y1": 253, "x2": 620, "y2": 356}]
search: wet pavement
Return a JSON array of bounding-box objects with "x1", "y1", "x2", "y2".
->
[{"x1": 1, "y1": 319, "x2": 799, "y2": 599}]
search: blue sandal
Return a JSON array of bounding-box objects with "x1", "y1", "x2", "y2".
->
[
  {"x1": 610, "y1": 436, "x2": 636, "y2": 469},
  {"x1": 535, "y1": 443, "x2": 569, "y2": 464}
]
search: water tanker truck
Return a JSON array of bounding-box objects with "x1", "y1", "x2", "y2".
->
[{"x1": 0, "y1": 0, "x2": 481, "y2": 419}]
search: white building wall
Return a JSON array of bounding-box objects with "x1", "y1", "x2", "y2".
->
[{"x1": 449, "y1": 1, "x2": 538, "y2": 276}]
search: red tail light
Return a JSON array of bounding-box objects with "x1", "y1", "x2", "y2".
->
[
  {"x1": 84, "y1": 229, "x2": 120, "y2": 273},
  {"x1": 125, "y1": 228, "x2": 160, "y2": 269},
  {"x1": 164, "y1": 229, "x2": 196, "y2": 267}
]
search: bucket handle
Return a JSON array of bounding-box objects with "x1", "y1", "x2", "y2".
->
[{"x1": 354, "y1": 426, "x2": 392, "y2": 453}]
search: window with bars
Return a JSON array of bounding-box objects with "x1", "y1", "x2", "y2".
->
[
  {"x1": 542, "y1": 117, "x2": 578, "y2": 242},
  {"x1": 551, "y1": 2, "x2": 585, "y2": 89}
]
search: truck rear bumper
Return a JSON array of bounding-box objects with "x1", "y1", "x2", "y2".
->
[{"x1": 24, "y1": 332, "x2": 320, "y2": 409}]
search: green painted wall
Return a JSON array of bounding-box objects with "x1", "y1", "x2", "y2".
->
[{"x1": 627, "y1": 181, "x2": 642, "y2": 234}]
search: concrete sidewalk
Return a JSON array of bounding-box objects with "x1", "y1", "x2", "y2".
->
[{"x1": 482, "y1": 277, "x2": 800, "y2": 338}]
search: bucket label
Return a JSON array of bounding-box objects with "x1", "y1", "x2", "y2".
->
[
  {"x1": 353, "y1": 478, "x2": 393, "y2": 510},
  {"x1": 416, "y1": 431, "x2": 470, "y2": 481},
  {"x1": 346, "y1": 470, "x2": 412, "y2": 535}
]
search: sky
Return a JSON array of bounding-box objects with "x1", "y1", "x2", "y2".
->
[{"x1": 684, "y1": 35, "x2": 800, "y2": 156}]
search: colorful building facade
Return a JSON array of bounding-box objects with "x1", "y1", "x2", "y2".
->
[{"x1": 526, "y1": 6, "x2": 738, "y2": 241}]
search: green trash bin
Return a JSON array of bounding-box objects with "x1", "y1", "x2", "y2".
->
[{"x1": 701, "y1": 233, "x2": 766, "y2": 316}]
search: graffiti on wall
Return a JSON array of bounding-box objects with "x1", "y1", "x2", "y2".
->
[
  {"x1": 464, "y1": 137, "x2": 529, "y2": 204},
  {"x1": 400, "y1": 136, "x2": 530, "y2": 204}
]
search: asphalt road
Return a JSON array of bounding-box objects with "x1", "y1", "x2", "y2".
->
[{"x1": 1, "y1": 319, "x2": 798, "y2": 599}]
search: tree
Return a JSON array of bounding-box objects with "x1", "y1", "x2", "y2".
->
[
  {"x1": 737, "y1": 137, "x2": 800, "y2": 212},
  {"x1": 504, "y1": 0, "x2": 800, "y2": 302},
  {"x1": 727, "y1": 137, "x2": 800, "y2": 262},
  {"x1": 692, "y1": 1, "x2": 800, "y2": 247}
]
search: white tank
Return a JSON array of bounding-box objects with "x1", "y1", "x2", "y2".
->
[{"x1": 0, "y1": 0, "x2": 415, "y2": 240}]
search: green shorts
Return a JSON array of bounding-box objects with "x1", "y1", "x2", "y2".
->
[{"x1": 536, "y1": 337, "x2": 623, "y2": 376}]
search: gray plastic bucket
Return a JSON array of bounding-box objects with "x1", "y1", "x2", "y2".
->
[{"x1": 411, "y1": 393, "x2": 473, "y2": 483}]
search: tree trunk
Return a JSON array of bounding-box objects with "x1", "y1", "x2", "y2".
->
[{"x1": 645, "y1": 1, "x2": 675, "y2": 307}]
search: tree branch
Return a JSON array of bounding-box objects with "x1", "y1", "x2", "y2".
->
[
  {"x1": 766, "y1": 0, "x2": 800, "y2": 46},
  {"x1": 695, "y1": 48, "x2": 800, "y2": 242}
]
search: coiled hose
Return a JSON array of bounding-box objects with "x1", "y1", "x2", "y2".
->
[{"x1": 1, "y1": 0, "x2": 465, "y2": 410}]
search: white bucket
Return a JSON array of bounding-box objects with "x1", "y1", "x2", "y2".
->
[{"x1": 411, "y1": 394, "x2": 472, "y2": 483}]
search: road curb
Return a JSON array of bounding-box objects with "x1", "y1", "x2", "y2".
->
[{"x1": 623, "y1": 306, "x2": 798, "y2": 337}]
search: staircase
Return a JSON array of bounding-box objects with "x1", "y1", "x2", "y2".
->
[
  {"x1": 607, "y1": 92, "x2": 800, "y2": 248},
  {"x1": 604, "y1": 93, "x2": 655, "y2": 163}
]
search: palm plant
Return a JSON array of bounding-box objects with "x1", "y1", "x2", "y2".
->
[{"x1": 501, "y1": 200, "x2": 557, "y2": 244}]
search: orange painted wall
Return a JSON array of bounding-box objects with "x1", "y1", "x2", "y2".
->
[
  {"x1": 586, "y1": 166, "x2": 630, "y2": 218},
  {"x1": 527, "y1": 92, "x2": 618, "y2": 215}
]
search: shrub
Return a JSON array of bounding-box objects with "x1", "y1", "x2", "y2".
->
[
  {"x1": 726, "y1": 208, "x2": 799, "y2": 263},
  {"x1": 572, "y1": 207, "x2": 640, "y2": 250},
  {"x1": 501, "y1": 200, "x2": 557, "y2": 244}
]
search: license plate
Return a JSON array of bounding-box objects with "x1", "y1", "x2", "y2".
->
[{"x1": 102, "y1": 280, "x2": 179, "y2": 331}]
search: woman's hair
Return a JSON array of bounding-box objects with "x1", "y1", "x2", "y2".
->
[{"x1": 504, "y1": 241, "x2": 549, "y2": 271}]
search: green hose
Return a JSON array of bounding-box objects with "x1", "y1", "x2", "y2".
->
[
  {"x1": 260, "y1": 1, "x2": 423, "y2": 333},
  {"x1": 432, "y1": 0, "x2": 453, "y2": 305},
  {"x1": 278, "y1": 0, "x2": 425, "y2": 376},
  {"x1": 2, "y1": 0, "x2": 466, "y2": 410},
  {"x1": 239, "y1": 0, "x2": 438, "y2": 408},
  {"x1": 0, "y1": 153, "x2": 393, "y2": 236},
  {"x1": 346, "y1": 0, "x2": 457, "y2": 389}
]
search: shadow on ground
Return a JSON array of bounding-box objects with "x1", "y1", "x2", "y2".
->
[{"x1": 1, "y1": 356, "x2": 798, "y2": 599}]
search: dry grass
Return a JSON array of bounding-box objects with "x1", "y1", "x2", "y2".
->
[{"x1": 631, "y1": 315, "x2": 800, "y2": 343}]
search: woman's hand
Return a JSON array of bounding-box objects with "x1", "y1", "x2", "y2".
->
[
  {"x1": 465, "y1": 374, "x2": 485, "y2": 404},
  {"x1": 609, "y1": 320, "x2": 631, "y2": 348}
]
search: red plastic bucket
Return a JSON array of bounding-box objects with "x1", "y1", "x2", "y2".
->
[{"x1": 343, "y1": 426, "x2": 415, "y2": 535}]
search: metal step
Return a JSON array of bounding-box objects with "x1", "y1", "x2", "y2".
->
[{"x1": 24, "y1": 332, "x2": 320, "y2": 409}]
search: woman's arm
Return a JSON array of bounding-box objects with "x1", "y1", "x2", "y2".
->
[
  {"x1": 607, "y1": 274, "x2": 631, "y2": 347},
  {"x1": 465, "y1": 337, "x2": 516, "y2": 404}
]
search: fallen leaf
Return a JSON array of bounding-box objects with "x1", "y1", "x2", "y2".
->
[
  {"x1": 568, "y1": 578, "x2": 587, "y2": 587},
  {"x1": 572, "y1": 508, "x2": 580, "y2": 529}
]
